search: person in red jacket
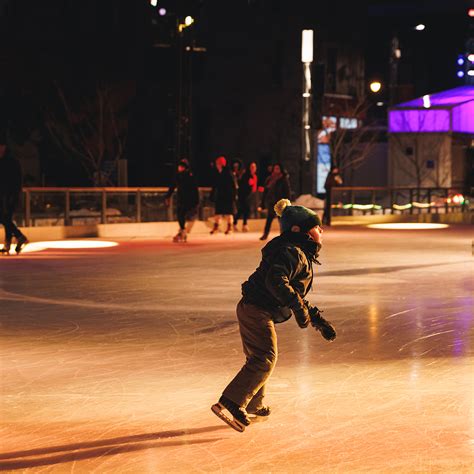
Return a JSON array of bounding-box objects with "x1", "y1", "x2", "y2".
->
[{"x1": 234, "y1": 161, "x2": 259, "y2": 232}]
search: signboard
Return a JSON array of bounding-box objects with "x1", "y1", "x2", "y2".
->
[{"x1": 316, "y1": 143, "x2": 331, "y2": 194}]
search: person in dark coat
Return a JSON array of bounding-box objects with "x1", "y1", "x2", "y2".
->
[
  {"x1": 322, "y1": 167, "x2": 343, "y2": 226},
  {"x1": 165, "y1": 159, "x2": 199, "y2": 243},
  {"x1": 0, "y1": 139, "x2": 28, "y2": 255},
  {"x1": 259, "y1": 163, "x2": 291, "y2": 240},
  {"x1": 211, "y1": 198, "x2": 336, "y2": 432},
  {"x1": 210, "y1": 156, "x2": 237, "y2": 235},
  {"x1": 234, "y1": 161, "x2": 258, "y2": 232}
]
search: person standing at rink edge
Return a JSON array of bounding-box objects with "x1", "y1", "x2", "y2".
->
[
  {"x1": 210, "y1": 155, "x2": 237, "y2": 235},
  {"x1": 259, "y1": 163, "x2": 291, "y2": 241},
  {"x1": 212, "y1": 198, "x2": 336, "y2": 432},
  {"x1": 0, "y1": 132, "x2": 28, "y2": 255},
  {"x1": 234, "y1": 161, "x2": 259, "y2": 232},
  {"x1": 165, "y1": 159, "x2": 200, "y2": 243}
]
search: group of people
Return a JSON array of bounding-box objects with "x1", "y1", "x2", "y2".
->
[
  {"x1": 166, "y1": 155, "x2": 293, "y2": 242},
  {"x1": 0, "y1": 134, "x2": 28, "y2": 255}
]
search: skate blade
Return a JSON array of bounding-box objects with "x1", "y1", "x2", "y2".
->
[{"x1": 211, "y1": 403, "x2": 245, "y2": 433}]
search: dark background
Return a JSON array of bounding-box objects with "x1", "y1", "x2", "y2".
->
[{"x1": 0, "y1": 0, "x2": 472, "y2": 189}]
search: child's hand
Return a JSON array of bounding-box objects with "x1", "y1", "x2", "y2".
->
[{"x1": 309, "y1": 307, "x2": 336, "y2": 341}]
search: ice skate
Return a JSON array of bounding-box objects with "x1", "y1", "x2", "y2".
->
[
  {"x1": 233, "y1": 224, "x2": 239, "y2": 232},
  {"x1": 225, "y1": 224, "x2": 232, "y2": 235},
  {"x1": 242, "y1": 224, "x2": 249, "y2": 232},
  {"x1": 15, "y1": 236, "x2": 28, "y2": 255},
  {"x1": 210, "y1": 223, "x2": 220, "y2": 235},
  {"x1": 247, "y1": 405, "x2": 271, "y2": 417},
  {"x1": 211, "y1": 396, "x2": 250, "y2": 433},
  {"x1": 1, "y1": 240, "x2": 11, "y2": 255},
  {"x1": 172, "y1": 230, "x2": 187, "y2": 243}
]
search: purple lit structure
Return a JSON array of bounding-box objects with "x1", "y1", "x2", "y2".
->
[
  {"x1": 388, "y1": 86, "x2": 474, "y2": 189},
  {"x1": 389, "y1": 86, "x2": 474, "y2": 134}
]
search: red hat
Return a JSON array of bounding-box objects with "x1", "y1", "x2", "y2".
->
[{"x1": 215, "y1": 156, "x2": 227, "y2": 167}]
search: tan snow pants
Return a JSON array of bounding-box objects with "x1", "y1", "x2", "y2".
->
[{"x1": 222, "y1": 298, "x2": 278, "y2": 410}]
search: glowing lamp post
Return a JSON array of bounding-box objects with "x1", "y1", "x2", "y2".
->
[
  {"x1": 301, "y1": 30, "x2": 313, "y2": 165},
  {"x1": 370, "y1": 81, "x2": 382, "y2": 93}
]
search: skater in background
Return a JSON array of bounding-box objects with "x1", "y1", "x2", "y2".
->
[
  {"x1": 212, "y1": 198, "x2": 336, "y2": 432},
  {"x1": 0, "y1": 133, "x2": 28, "y2": 255},
  {"x1": 258, "y1": 163, "x2": 291, "y2": 241},
  {"x1": 165, "y1": 159, "x2": 199, "y2": 243},
  {"x1": 231, "y1": 159, "x2": 244, "y2": 181},
  {"x1": 234, "y1": 161, "x2": 258, "y2": 232},
  {"x1": 210, "y1": 156, "x2": 237, "y2": 235},
  {"x1": 322, "y1": 166, "x2": 343, "y2": 226}
]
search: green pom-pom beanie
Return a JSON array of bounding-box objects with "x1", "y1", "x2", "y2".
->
[{"x1": 274, "y1": 199, "x2": 322, "y2": 233}]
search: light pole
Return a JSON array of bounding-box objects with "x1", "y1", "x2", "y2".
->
[
  {"x1": 389, "y1": 35, "x2": 401, "y2": 106},
  {"x1": 300, "y1": 29, "x2": 313, "y2": 193}
]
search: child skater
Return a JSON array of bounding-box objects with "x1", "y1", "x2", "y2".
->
[{"x1": 212, "y1": 198, "x2": 336, "y2": 432}]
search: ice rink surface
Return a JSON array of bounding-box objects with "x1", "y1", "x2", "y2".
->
[{"x1": 1, "y1": 226, "x2": 473, "y2": 473}]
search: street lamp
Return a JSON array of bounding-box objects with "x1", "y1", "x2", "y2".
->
[
  {"x1": 370, "y1": 81, "x2": 382, "y2": 93},
  {"x1": 301, "y1": 29, "x2": 313, "y2": 165}
]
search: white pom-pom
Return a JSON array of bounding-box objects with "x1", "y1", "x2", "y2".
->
[{"x1": 274, "y1": 198, "x2": 291, "y2": 217}]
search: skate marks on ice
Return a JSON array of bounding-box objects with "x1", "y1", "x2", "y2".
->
[
  {"x1": 0, "y1": 426, "x2": 228, "y2": 470},
  {"x1": 316, "y1": 259, "x2": 467, "y2": 278},
  {"x1": 0, "y1": 288, "x2": 238, "y2": 314}
]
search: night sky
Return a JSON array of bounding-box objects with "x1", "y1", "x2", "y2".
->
[{"x1": 0, "y1": 0, "x2": 472, "y2": 187}]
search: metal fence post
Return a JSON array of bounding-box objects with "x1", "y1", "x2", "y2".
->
[
  {"x1": 445, "y1": 189, "x2": 449, "y2": 214},
  {"x1": 409, "y1": 189, "x2": 413, "y2": 214},
  {"x1": 65, "y1": 190, "x2": 70, "y2": 226},
  {"x1": 371, "y1": 190, "x2": 376, "y2": 215},
  {"x1": 350, "y1": 190, "x2": 354, "y2": 216},
  {"x1": 101, "y1": 190, "x2": 107, "y2": 224},
  {"x1": 167, "y1": 194, "x2": 174, "y2": 222},
  {"x1": 25, "y1": 190, "x2": 31, "y2": 227},
  {"x1": 427, "y1": 188, "x2": 432, "y2": 214},
  {"x1": 136, "y1": 190, "x2": 141, "y2": 223}
]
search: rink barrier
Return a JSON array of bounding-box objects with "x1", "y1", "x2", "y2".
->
[
  {"x1": 10, "y1": 186, "x2": 473, "y2": 231},
  {"x1": 329, "y1": 186, "x2": 470, "y2": 219}
]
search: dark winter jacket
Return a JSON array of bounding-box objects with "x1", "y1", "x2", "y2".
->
[
  {"x1": 211, "y1": 167, "x2": 237, "y2": 215},
  {"x1": 242, "y1": 231, "x2": 321, "y2": 326},
  {"x1": 166, "y1": 170, "x2": 199, "y2": 210},
  {"x1": 0, "y1": 150, "x2": 23, "y2": 213},
  {"x1": 238, "y1": 171, "x2": 257, "y2": 202},
  {"x1": 0, "y1": 150, "x2": 22, "y2": 197},
  {"x1": 261, "y1": 174, "x2": 291, "y2": 210},
  {"x1": 324, "y1": 172, "x2": 343, "y2": 191}
]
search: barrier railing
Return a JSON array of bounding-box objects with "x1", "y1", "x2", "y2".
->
[
  {"x1": 15, "y1": 186, "x2": 470, "y2": 228},
  {"x1": 19, "y1": 187, "x2": 215, "y2": 227},
  {"x1": 329, "y1": 186, "x2": 469, "y2": 218}
]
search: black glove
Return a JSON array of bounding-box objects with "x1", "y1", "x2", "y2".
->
[
  {"x1": 293, "y1": 306, "x2": 310, "y2": 328},
  {"x1": 308, "y1": 306, "x2": 336, "y2": 341}
]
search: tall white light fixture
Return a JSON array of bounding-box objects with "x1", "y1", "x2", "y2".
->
[{"x1": 301, "y1": 29, "x2": 313, "y2": 163}]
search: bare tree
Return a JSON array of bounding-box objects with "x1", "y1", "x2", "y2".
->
[
  {"x1": 45, "y1": 81, "x2": 131, "y2": 185},
  {"x1": 390, "y1": 111, "x2": 445, "y2": 189},
  {"x1": 330, "y1": 125, "x2": 381, "y2": 179}
]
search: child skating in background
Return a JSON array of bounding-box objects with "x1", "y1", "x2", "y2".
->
[{"x1": 212, "y1": 198, "x2": 336, "y2": 432}]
